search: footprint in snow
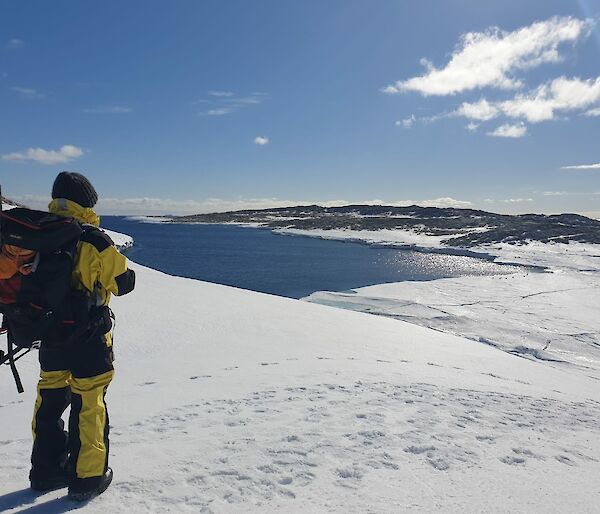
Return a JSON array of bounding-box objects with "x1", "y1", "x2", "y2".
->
[
  {"x1": 113, "y1": 379, "x2": 600, "y2": 505},
  {"x1": 482, "y1": 372, "x2": 508, "y2": 380},
  {"x1": 428, "y1": 458, "x2": 450, "y2": 471},
  {"x1": 0, "y1": 400, "x2": 24, "y2": 408},
  {"x1": 555, "y1": 455, "x2": 576, "y2": 466},
  {"x1": 512, "y1": 448, "x2": 544, "y2": 460},
  {"x1": 336, "y1": 467, "x2": 364, "y2": 480},
  {"x1": 500, "y1": 455, "x2": 526, "y2": 465},
  {"x1": 404, "y1": 445, "x2": 436, "y2": 455}
]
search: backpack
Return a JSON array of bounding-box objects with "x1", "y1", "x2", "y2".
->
[{"x1": 0, "y1": 207, "x2": 92, "y2": 392}]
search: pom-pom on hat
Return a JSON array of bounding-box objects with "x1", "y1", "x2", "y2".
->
[{"x1": 51, "y1": 171, "x2": 98, "y2": 208}]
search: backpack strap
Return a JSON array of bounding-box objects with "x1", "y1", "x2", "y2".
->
[
  {"x1": 6, "y1": 330, "x2": 24, "y2": 393},
  {"x1": 0, "y1": 321, "x2": 32, "y2": 393}
]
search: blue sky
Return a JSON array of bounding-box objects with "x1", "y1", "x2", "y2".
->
[{"x1": 1, "y1": 0, "x2": 599, "y2": 216}]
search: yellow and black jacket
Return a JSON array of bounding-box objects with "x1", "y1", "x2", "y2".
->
[{"x1": 48, "y1": 198, "x2": 135, "y2": 304}]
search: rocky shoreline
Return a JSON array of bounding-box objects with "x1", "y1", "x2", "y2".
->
[{"x1": 172, "y1": 205, "x2": 600, "y2": 246}]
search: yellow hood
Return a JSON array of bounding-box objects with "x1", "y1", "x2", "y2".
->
[{"x1": 48, "y1": 198, "x2": 100, "y2": 227}]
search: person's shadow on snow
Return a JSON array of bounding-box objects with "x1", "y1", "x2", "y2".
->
[
  {"x1": 0, "y1": 488, "x2": 38, "y2": 511},
  {"x1": 0, "y1": 488, "x2": 83, "y2": 513}
]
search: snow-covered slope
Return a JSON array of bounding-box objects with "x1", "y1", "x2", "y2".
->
[{"x1": 1, "y1": 263, "x2": 599, "y2": 512}]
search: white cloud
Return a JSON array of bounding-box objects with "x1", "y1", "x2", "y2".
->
[
  {"x1": 560, "y1": 162, "x2": 600, "y2": 170},
  {"x1": 487, "y1": 122, "x2": 527, "y2": 138},
  {"x1": 502, "y1": 198, "x2": 534, "y2": 203},
  {"x1": 82, "y1": 105, "x2": 133, "y2": 114},
  {"x1": 204, "y1": 107, "x2": 234, "y2": 116},
  {"x1": 225, "y1": 96, "x2": 263, "y2": 105},
  {"x1": 580, "y1": 211, "x2": 600, "y2": 219},
  {"x1": 358, "y1": 197, "x2": 473, "y2": 208},
  {"x1": 499, "y1": 75, "x2": 600, "y2": 122},
  {"x1": 583, "y1": 106, "x2": 600, "y2": 116},
  {"x1": 456, "y1": 98, "x2": 499, "y2": 121},
  {"x1": 542, "y1": 191, "x2": 569, "y2": 196},
  {"x1": 447, "y1": 75, "x2": 600, "y2": 129},
  {"x1": 5, "y1": 38, "x2": 23, "y2": 50},
  {"x1": 382, "y1": 16, "x2": 590, "y2": 96},
  {"x1": 97, "y1": 197, "x2": 365, "y2": 215},
  {"x1": 208, "y1": 90, "x2": 234, "y2": 97},
  {"x1": 396, "y1": 115, "x2": 416, "y2": 128},
  {"x1": 340, "y1": 197, "x2": 474, "y2": 209},
  {"x1": 198, "y1": 92, "x2": 267, "y2": 116},
  {"x1": 254, "y1": 136, "x2": 269, "y2": 146},
  {"x1": 466, "y1": 122, "x2": 480, "y2": 131},
  {"x1": 420, "y1": 112, "x2": 451, "y2": 124},
  {"x1": 2, "y1": 145, "x2": 84, "y2": 165},
  {"x1": 11, "y1": 86, "x2": 45, "y2": 99},
  {"x1": 415, "y1": 197, "x2": 473, "y2": 208}
]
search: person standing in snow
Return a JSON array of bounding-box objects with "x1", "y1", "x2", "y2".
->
[{"x1": 29, "y1": 172, "x2": 135, "y2": 501}]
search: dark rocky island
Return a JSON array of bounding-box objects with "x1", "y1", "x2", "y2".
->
[{"x1": 171, "y1": 205, "x2": 600, "y2": 247}]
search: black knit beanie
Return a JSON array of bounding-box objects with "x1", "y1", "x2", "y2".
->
[{"x1": 51, "y1": 171, "x2": 98, "y2": 208}]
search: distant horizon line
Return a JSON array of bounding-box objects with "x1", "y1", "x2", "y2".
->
[{"x1": 2, "y1": 196, "x2": 599, "y2": 221}]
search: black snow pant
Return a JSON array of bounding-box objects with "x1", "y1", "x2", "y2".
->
[{"x1": 31, "y1": 330, "x2": 114, "y2": 493}]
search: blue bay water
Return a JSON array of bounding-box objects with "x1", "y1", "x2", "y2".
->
[{"x1": 101, "y1": 217, "x2": 516, "y2": 299}]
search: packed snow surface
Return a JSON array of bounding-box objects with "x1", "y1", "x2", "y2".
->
[
  {"x1": 1, "y1": 225, "x2": 600, "y2": 512},
  {"x1": 2, "y1": 253, "x2": 600, "y2": 511}
]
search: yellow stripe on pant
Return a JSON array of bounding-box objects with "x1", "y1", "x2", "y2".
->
[{"x1": 71, "y1": 370, "x2": 114, "y2": 479}]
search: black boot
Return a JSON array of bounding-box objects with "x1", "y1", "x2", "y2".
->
[
  {"x1": 67, "y1": 467, "x2": 113, "y2": 502},
  {"x1": 29, "y1": 465, "x2": 69, "y2": 492}
]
